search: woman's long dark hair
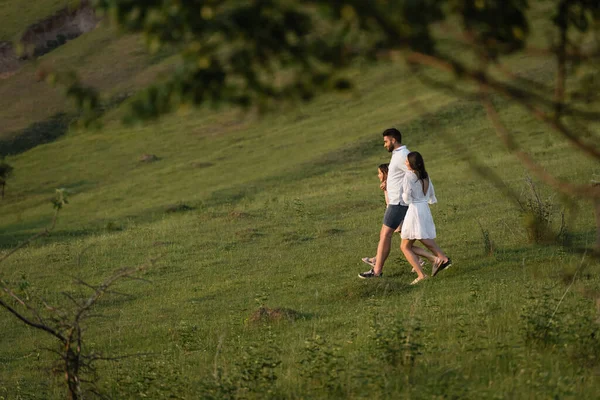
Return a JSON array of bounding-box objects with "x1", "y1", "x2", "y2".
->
[{"x1": 407, "y1": 152, "x2": 428, "y2": 182}]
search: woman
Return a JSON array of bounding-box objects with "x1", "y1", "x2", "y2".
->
[{"x1": 400, "y1": 152, "x2": 452, "y2": 285}]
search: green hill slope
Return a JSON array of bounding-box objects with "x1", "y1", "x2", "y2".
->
[
  {"x1": 0, "y1": 0, "x2": 71, "y2": 41},
  {"x1": 0, "y1": 5, "x2": 598, "y2": 399},
  {"x1": 0, "y1": 22, "x2": 177, "y2": 143}
]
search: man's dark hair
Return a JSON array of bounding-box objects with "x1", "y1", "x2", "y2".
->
[{"x1": 382, "y1": 128, "x2": 402, "y2": 143}]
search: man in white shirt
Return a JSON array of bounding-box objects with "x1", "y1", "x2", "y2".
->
[{"x1": 359, "y1": 128, "x2": 410, "y2": 278}]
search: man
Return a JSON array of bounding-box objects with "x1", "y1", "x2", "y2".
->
[{"x1": 359, "y1": 128, "x2": 410, "y2": 278}]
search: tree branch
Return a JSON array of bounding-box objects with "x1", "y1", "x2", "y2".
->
[
  {"x1": 406, "y1": 77, "x2": 524, "y2": 206},
  {"x1": 554, "y1": 0, "x2": 569, "y2": 118},
  {"x1": 405, "y1": 51, "x2": 600, "y2": 161},
  {"x1": 479, "y1": 84, "x2": 600, "y2": 199},
  {"x1": 0, "y1": 298, "x2": 66, "y2": 343},
  {"x1": 73, "y1": 262, "x2": 154, "y2": 325}
]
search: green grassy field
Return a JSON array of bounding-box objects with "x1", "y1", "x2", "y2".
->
[{"x1": 1, "y1": 3, "x2": 599, "y2": 400}]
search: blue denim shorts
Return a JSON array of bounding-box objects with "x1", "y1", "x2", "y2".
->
[{"x1": 382, "y1": 204, "x2": 409, "y2": 229}]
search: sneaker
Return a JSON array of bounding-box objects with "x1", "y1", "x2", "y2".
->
[
  {"x1": 361, "y1": 257, "x2": 376, "y2": 267},
  {"x1": 432, "y1": 258, "x2": 452, "y2": 277},
  {"x1": 410, "y1": 274, "x2": 429, "y2": 285},
  {"x1": 358, "y1": 268, "x2": 383, "y2": 279}
]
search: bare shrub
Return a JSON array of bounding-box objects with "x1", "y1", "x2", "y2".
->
[{"x1": 0, "y1": 190, "x2": 155, "y2": 399}]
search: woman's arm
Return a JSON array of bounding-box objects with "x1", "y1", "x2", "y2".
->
[
  {"x1": 427, "y1": 179, "x2": 437, "y2": 204},
  {"x1": 401, "y1": 174, "x2": 415, "y2": 204}
]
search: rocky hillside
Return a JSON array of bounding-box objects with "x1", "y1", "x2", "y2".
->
[{"x1": 0, "y1": 0, "x2": 98, "y2": 78}]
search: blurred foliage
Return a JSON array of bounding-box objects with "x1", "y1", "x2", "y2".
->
[
  {"x1": 42, "y1": 0, "x2": 591, "y2": 124},
  {"x1": 39, "y1": 69, "x2": 102, "y2": 128}
]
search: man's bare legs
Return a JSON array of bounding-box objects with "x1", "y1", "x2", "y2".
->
[
  {"x1": 400, "y1": 239, "x2": 426, "y2": 279},
  {"x1": 373, "y1": 225, "x2": 395, "y2": 275}
]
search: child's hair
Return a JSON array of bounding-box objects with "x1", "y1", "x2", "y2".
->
[
  {"x1": 378, "y1": 163, "x2": 389, "y2": 179},
  {"x1": 407, "y1": 152, "x2": 428, "y2": 181}
]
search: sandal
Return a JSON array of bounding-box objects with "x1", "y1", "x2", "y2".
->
[
  {"x1": 410, "y1": 275, "x2": 429, "y2": 285},
  {"x1": 361, "y1": 257, "x2": 376, "y2": 267},
  {"x1": 432, "y1": 258, "x2": 452, "y2": 277}
]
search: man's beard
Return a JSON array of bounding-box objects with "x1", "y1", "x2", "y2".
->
[{"x1": 387, "y1": 146, "x2": 394, "y2": 153}]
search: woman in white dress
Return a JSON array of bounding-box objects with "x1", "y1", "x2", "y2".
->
[{"x1": 400, "y1": 152, "x2": 452, "y2": 285}]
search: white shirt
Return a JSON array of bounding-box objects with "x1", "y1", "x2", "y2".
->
[
  {"x1": 386, "y1": 145, "x2": 410, "y2": 205},
  {"x1": 402, "y1": 171, "x2": 437, "y2": 205}
]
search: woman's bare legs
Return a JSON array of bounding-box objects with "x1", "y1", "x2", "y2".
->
[
  {"x1": 412, "y1": 246, "x2": 436, "y2": 264},
  {"x1": 401, "y1": 239, "x2": 426, "y2": 279},
  {"x1": 419, "y1": 239, "x2": 448, "y2": 263},
  {"x1": 367, "y1": 246, "x2": 432, "y2": 270}
]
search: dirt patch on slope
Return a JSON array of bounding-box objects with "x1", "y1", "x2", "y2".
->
[{"x1": 0, "y1": 42, "x2": 19, "y2": 79}]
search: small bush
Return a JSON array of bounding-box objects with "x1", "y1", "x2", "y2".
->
[
  {"x1": 0, "y1": 161, "x2": 13, "y2": 179},
  {"x1": 519, "y1": 176, "x2": 566, "y2": 244},
  {"x1": 197, "y1": 373, "x2": 236, "y2": 400},
  {"x1": 561, "y1": 299, "x2": 600, "y2": 367},
  {"x1": 298, "y1": 335, "x2": 346, "y2": 397},
  {"x1": 0, "y1": 160, "x2": 14, "y2": 199},
  {"x1": 105, "y1": 221, "x2": 123, "y2": 231},
  {"x1": 170, "y1": 320, "x2": 202, "y2": 352},
  {"x1": 370, "y1": 313, "x2": 422, "y2": 369},
  {"x1": 236, "y1": 331, "x2": 282, "y2": 399},
  {"x1": 520, "y1": 285, "x2": 599, "y2": 367},
  {"x1": 478, "y1": 221, "x2": 495, "y2": 256},
  {"x1": 520, "y1": 285, "x2": 561, "y2": 347},
  {"x1": 111, "y1": 357, "x2": 187, "y2": 398}
]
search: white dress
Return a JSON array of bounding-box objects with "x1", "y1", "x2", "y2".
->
[{"x1": 400, "y1": 171, "x2": 438, "y2": 239}]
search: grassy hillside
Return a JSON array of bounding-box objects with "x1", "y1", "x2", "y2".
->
[
  {"x1": 0, "y1": 0, "x2": 72, "y2": 41},
  {"x1": 0, "y1": 3, "x2": 599, "y2": 400},
  {"x1": 0, "y1": 22, "x2": 177, "y2": 143}
]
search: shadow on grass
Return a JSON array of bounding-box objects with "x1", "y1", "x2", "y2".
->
[
  {"x1": 0, "y1": 113, "x2": 73, "y2": 157},
  {"x1": 331, "y1": 279, "x2": 413, "y2": 301},
  {"x1": 189, "y1": 294, "x2": 218, "y2": 304},
  {"x1": 0, "y1": 227, "x2": 96, "y2": 250},
  {"x1": 281, "y1": 232, "x2": 315, "y2": 246},
  {"x1": 200, "y1": 99, "x2": 491, "y2": 209}
]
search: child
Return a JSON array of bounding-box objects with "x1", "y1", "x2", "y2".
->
[
  {"x1": 400, "y1": 152, "x2": 452, "y2": 285},
  {"x1": 362, "y1": 163, "x2": 434, "y2": 270}
]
